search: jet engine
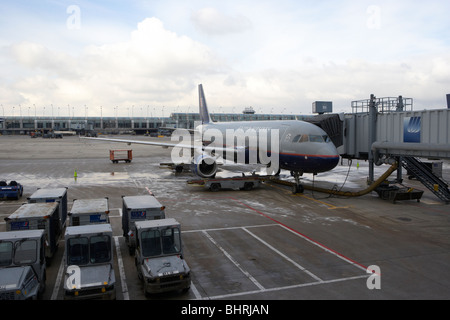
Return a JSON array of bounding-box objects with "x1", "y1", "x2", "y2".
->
[{"x1": 191, "y1": 154, "x2": 217, "y2": 178}]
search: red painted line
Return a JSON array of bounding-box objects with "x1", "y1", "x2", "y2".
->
[
  {"x1": 228, "y1": 196, "x2": 369, "y2": 272},
  {"x1": 160, "y1": 193, "x2": 370, "y2": 273},
  {"x1": 145, "y1": 187, "x2": 154, "y2": 196}
]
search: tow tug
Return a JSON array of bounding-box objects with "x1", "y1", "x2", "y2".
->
[
  {"x1": 64, "y1": 224, "x2": 116, "y2": 300},
  {"x1": 0, "y1": 181, "x2": 23, "y2": 200},
  {"x1": 0, "y1": 230, "x2": 46, "y2": 300},
  {"x1": 134, "y1": 218, "x2": 190, "y2": 295},
  {"x1": 187, "y1": 174, "x2": 263, "y2": 192}
]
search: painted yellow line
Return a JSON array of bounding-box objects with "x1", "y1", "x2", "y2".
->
[{"x1": 267, "y1": 182, "x2": 350, "y2": 210}]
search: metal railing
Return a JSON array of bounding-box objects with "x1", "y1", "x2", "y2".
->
[{"x1": 352, "y1": 96, "x2": 413, "y2": 113}]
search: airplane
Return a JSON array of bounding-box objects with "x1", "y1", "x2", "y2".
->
[{"x1": 82, "y1": 84, "x2": 340, "y2": 193}]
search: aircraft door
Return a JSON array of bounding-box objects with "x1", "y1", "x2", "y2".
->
[{"x1": 279, "y1": 124, "x2": 292, "y2": 152}]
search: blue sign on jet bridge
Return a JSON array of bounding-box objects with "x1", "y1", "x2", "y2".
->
[{"x1": 403, "y1": 117, "x2": 421, "y2": 143}]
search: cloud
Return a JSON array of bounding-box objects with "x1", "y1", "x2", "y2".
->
[
  {"x1": 2, "y1": 3, "x2": 450, "y2": 117},
  {"x1": 210, "y1": 53, "x2": 450, "y2": 113},
  {"x1": 5, "y1": 18, "x2": 226, "y2": 115},
  {"x1": 191, "y1": 7, "x2": 252, "y2": 35},
  {"x1": 10, "y1": 42, "x2": 79, "y2": 78},
  {"x1": 82, "y1": 18, "x2": 223, "y2": 79}
]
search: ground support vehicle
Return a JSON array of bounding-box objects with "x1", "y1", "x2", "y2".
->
[
  {"x1": 64, "y1": 224, "x2": 116, "y2": 300},
  {"x1": 0, "y1": 230, "x2": 46, "y2": 300},
  {"x1": 375, "y1": 185, "x2": 424, "y2": 203},
  {"x1": 0, "y1": 181, "x2": 23, "y2": 199},
  {"x1": 110, "y1": 149, "x2": 132, "y2": 163},
  {"x1": 122, "y1": 195, "x2": 166, "y2": 255},
  {"x1": 5, "y1": 203, "x2": 61, "y2": 262},
  {"x1": 187, "y1": 175, "x2": 262, "y2": 192},
  {"x1": 28, "y1": 187, "x2": 68, "y2": 231},
  {"x1": 68, "y1": 197, "x2": 110, "y2": 226},
  {"x1": 134, "y1": 219, "x2": 190, "y2": 295},
  {"x1": 160, "y1": 162, "x2": 191, "y2": 174}
]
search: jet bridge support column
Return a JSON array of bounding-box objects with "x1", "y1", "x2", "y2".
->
[{"x1": 368, "y1": 94, "x2": 377, "y2": 184}]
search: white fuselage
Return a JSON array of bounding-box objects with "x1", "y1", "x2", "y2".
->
[{"x1": 201, "y1": 120, "x2": 340, "y2": 174}]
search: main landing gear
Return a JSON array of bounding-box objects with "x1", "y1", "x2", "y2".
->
[{"x1": 291, "y1": 171, "x2": 304, "y2": 194}]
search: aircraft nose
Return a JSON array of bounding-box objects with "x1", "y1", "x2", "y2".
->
[
  {"x1": 318, "y1": 143, "x2": 340, "y2": 171},
  {"x1": 317, "y1": 143, "x2": 339, "y2": 157},
  {"x1": 328, "y1": 143, "x2": 339, "y2": 157}
]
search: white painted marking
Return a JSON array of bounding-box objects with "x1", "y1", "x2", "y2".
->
[
  {"x1": 279, "y1": 224, "x2": 367, "y2": 272},
  {"x1": 51, "y1": 246, "x2": 65, "y2": 300},
  {"x1": 243, "y1": 227, "x2": 323, "y2": 282},
  {"x1": 202, "y1": 230, "x2": 265, "y2": 291},
  {"x1": 183, "y1": 223, "x2": 278, "y2": 234},
  {"x1": 190, "y1": 282, "x2": 202, "y2": 300},
  {"x1": 203, "y1": 274, "x2": 370, "y2": 300},
  {"x1": 114, "y1": 236, "x2": 129, "y2": 300}
]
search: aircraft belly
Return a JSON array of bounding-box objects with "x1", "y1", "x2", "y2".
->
[{"x1": 279, "y1": 153, "x2": 339, "y2": 173}]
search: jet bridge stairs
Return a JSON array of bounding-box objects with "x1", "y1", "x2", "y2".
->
[{"x1": 402, "y1": 157, "x2": 450, "y2": 204}]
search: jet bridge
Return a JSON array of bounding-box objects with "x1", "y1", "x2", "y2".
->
[
  {"x1": 317, "y1": 95, "x2": 450, "y2": 203},
  {"x1": 341, "y1": 97, "x2": 450, "y2": 160}
]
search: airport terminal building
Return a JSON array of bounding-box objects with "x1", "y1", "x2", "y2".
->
[{"x1": 0, "y1": 111, "x2": 311, "y2": 135}]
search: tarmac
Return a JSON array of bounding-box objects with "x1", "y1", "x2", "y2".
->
[{"x1": 0, "y1": 134, "x2": 449, "y2": 301}]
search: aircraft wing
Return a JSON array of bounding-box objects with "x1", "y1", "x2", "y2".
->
[
  {"x1": 81, "y1": 136, "x2": 185, "y2": 148},
  {"x1": 81, "y1": 136, "x2": 242, "y2": 154},
  {"x1": 159, "y1": 127, "x2": 197, "y2": 134}
]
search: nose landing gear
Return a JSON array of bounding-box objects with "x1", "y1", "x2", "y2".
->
[{"x1": 291, "y1": 171, "x2": 304, "y2": 194}]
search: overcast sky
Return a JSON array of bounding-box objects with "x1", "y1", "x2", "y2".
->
[{"x1": 1, "y1": 0, "x2": 449, "y2": 117}]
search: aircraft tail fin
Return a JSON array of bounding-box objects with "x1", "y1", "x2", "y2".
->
[{"x1": 198, "y1": 84, "x2": 212, "y2": 124}]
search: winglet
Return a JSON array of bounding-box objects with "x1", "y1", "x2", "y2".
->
[{"x1": 198, "y1": 84, "x2": 212, "y2": 124}]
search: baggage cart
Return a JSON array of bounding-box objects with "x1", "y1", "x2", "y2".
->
[
  {"x1": 122, "y1": 195, "x2": 165, "y2": 255},
  {"x1": 68, "y1": 197, "x2": 110, "y2": 226},
  {"x1": 5, "y1": 202, "x2": 61, "y2": 261},
  {"x1": 110, "y1": 149, "x2": 132, "y2": 163},
  {"x1": 28, "y1": 187, "x2": 68, "y2": 230}
]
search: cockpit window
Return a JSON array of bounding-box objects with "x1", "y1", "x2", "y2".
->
[
  {"x1": 299, "y1": 134, "x2": 309, "y2": 143},
  {"x1": 293, "y1": 134, "x2": 309, "y2": 143},
  {"x1": 309, "y1": 135, "x2": 324, "y2": 143},
  {"x1": 292, "y1": 134, "x2": 330, "y2": 143}
]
